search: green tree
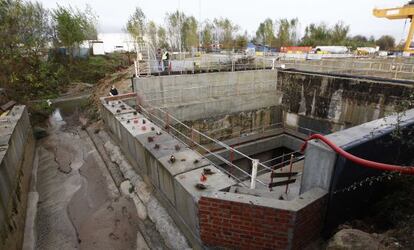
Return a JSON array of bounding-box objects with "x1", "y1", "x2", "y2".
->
[
  {"x1": 301, "y1": 22, "x2": 331, "y2": 46},
  {"x1": 165, "y1": 11, "x2": 185, "y2": 50},
  {"x1": 201, "y1": 20, "x2": 214, "y2": 50},
  {"x1": 213, "y1": 18, "x2": 239, "y2": 50},
  {"x1": 157, "y1": 26, "x2": 169, "y2": 49},
  {"x1": 255, "y1": 18, "x2": 275, "y2": 46},
  {"x1": 126, "y1": 6, "x2": 146, "y2": 50},
  {"x1": 52, "y1": 5, "x2": 97, "y2": 55},
  {"x1": 235, "y1": 32, "x2": 249, "y2": 50},
  {"x1": 181, "y1": 16, "x2": 198, "y2": 50},
  {"x1": 330, "y1": 21, "x2": 349, "y2": 45},
  {"x1": 147, "y1": 20, "x2": 158, "y2": 48},
  {"x1": 348, "y1": 35, "x2": 376, "y2": 49},
  {"x1": 0, "y1": 0, "x2": 56, "y2": 100},
  {"x1": 376, "y1": 35, "x2": 396, "y2": 50},
  {"x1": 275, "y1": 18, "x2": 299, "y2": 47}
]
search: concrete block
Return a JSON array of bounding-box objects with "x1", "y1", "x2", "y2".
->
[
  {"x1": 135, "y1": 131, "x2": 158, "y2": 175},
  {"x1": 174, "y1": 165, "x2": 236, "y2": 235},
  {"x1": 117, "y1": 113, "x2": 154, "y2": 165},
  {"x1": 301, "y1": 140, "x2": 337, "y2": 194},
  {"x1": 104, "y1": 100, "x2": 135, "y2": 116},
  {"x1": 141, "y1": 131, "x2": 185, "y2": 188},
  {"x1": 157, "y1": 149, "x2": 210, "y2": 205}
]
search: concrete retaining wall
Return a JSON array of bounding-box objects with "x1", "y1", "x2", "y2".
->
[
  {"x1": 277, "y1": 70, "x2": 413, "y2": 134},
  {"x1": 134, "y1": 70, "x2": 279, "y2": 120},
  {"x1": 0, "y1": 106, "x2": 35, "y2": 250}
]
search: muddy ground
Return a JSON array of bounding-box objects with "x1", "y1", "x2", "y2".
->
[{"x1": 29, "y1": 103, "x2": 188, "y2": 250}]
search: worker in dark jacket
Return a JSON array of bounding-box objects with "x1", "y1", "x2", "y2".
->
[{"x1": 109, "y1": 85, "x2": 119, "y2": 96}]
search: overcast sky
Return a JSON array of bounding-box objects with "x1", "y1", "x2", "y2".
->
[{"x1": 40, "y1": 0, "x2": 408, "y2": 40}]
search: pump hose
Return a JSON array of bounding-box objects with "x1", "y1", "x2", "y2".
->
[{"x1": 301, "y1": 134, "x2": 414, "y2": 175}]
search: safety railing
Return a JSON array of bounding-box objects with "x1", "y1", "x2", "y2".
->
[
  {"x1": 137, "y1": 102, "x2": 308, "y2": 190},
  {"x1": 137, "y1": 58, "x2": 276, "y2": 76}
]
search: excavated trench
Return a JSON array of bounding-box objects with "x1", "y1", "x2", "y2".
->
[{"x1": 30, "y1": 99, "x2": 186, "y2": 250}]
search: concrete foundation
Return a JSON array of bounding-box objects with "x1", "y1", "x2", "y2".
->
[{"x1": 104, "y1": 67, "x2": 414, "y2": 249}]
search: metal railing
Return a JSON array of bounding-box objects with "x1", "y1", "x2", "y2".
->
[
  {"x1": 136, "y1": 58, "x2": 276, "y2": 76},
  {"x1": 138, "y1": 102, "x2": 307, "y2": 190}
]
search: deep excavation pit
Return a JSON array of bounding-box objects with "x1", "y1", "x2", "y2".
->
[{"x1": 123, "y1": 69, "x2": 414, "y2": 249}]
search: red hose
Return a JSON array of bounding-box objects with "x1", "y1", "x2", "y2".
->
[{"x1": 301, "y1": 134, "x2": 414, "y2": 175}]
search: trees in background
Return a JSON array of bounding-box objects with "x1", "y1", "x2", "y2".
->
[
  {"x1": 124, "y1": 5, "x2": 398, "y2": 52},
  {"x1": 146, "y1": 21, "x2": 158, "y2": 48},
  {"x1": 376, "y1": 35, "x2": 396, "y2": 50},
  {"x1": 126, "y1": 6, "x2": 146, "y2": 52},
  {"x1": 213, "y1": 18, "x2": 239, "y2": 50},
  {"x1": 1, "y1": 0, "x2": 53, "y2": 99},
  {"x1": 157, "y1": 26, "x2": 169, "y2": 49},
  {"x1": 301, "y1": 23, "x2": 332, "y2": 46},
  {"x1": 181, "y1": 16, "x2": 199, "y2": 50},
  {"x1": 52, "y1": 5, "x2": 97, "y2": 57},
  {"x1": 255, "y1": 18, "x2": 276, "y2": 46},
  {"x1": 254, "y1": 18, "x2": 299, "y2": 47},
  {"x1": 201, "y1": 21, "x2": 214, "y2": 50},
  {"x1": 275, "y1": 18, "x2": 299, "y2": 47},
  {"x1": 1, "y1": 0, "x2": 103, "y2": 101},
  {"x1": 165, "y1": 11, "x2": 185, "y2": 51},
  {"x1": 235, "y1": 32, "x2": 249, "y2": 51}
]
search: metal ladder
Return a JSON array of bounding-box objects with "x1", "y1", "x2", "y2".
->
[{"x1": 136, "y1": 41, "x2": 152, "y2": 77}]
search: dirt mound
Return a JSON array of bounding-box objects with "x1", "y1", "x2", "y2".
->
[{"x1": 89, "y1": 65, "x2": 135, "y2": 108}]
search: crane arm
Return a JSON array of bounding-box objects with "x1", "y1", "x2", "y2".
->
[
  {"x1": 373, "y1": 6, "x2": 414, "y2": 20},
  {"x1": 373, "y1": 3, "x2": 414, "y2": 53}
]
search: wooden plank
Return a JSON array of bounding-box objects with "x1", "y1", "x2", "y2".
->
[
  {"x1": 270, "y1": 172, "x2": 298, "y2": 178},
  {"x1": 0, "y1": 100, "x2": 16, "y2": 112},
  {"x1": 268, "y1": 179, "x2": 296, "y2": 188},
  {"x1": 103, "y1": 93, "x2": 137, "y2": 102}
]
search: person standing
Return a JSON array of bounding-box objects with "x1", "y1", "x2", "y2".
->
[{"x1": 162, "y1": 50, "x2": 170, "y2": 71}]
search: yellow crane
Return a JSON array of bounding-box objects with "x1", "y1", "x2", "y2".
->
[{"x1": 373, "y1": 1, "x2": 414, "y2": 53}]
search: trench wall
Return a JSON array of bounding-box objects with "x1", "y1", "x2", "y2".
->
[
  {"x1": 100, "y1": 97, "x2": 328, "y2": 249},
  {"x1": 134, "y1": 70, "x2": 413, "y2": 139},
  {"x1": 277, "y1": 70, "x2": 413, "y2": 134},
  {"x1": 0, "y1": 106, "x2": 35, "y2": 250}
]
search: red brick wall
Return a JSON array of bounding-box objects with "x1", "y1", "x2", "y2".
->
[
  {"x1": 199, "y1": 195, "x2": 326, "y2": 250},
  {"x1": 292, "y1": 197, "x2": 326, "y2": 249}
]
